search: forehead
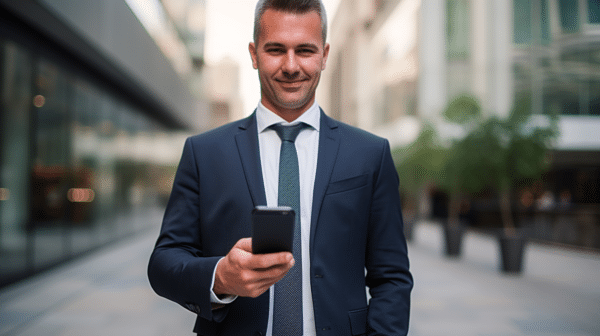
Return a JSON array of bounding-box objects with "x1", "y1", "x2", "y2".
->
[{"x1": 258, "y1": 9, "x2": 323, "y2": 45}]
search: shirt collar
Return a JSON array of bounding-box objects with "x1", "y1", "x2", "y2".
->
[{"x1": 256, "y1": 100, "x2": 321, "y2": 133}]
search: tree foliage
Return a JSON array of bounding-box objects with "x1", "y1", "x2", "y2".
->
[
  {"x1": 443, "y1": 95, "x2": 481, "y2": 125},
  {"x1": 394, "y1": 123, "x2": 446, "y2": 196},
  {"x1": 439, "y1": 94, "x2": 558, "y2": 231},
  {"x1": 394, "y1": 94, "x2": 558, "y2": 232}
]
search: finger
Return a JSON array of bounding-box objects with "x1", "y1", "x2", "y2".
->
[
  {"x1": 264, "y1": 263, "x2": 295, "y2": 282},
  {"x1": 246, "y1": 266, "x2": 294, "y2": 297},
  {"x1": 251, "y1": 259, "x2": 296, "y2": 288},
  {"x1": 220, "y1": 255, "x2": 295, "y2": 297},
  {"x1": 238, "y1": 255, "x2": 293, "y2": 281},
  {"x1": 234, "y1": 239, "x2": 293, "y2": 268},
  {"x1": 248, "y1": 252, "x2": 294, "y2": 270}
]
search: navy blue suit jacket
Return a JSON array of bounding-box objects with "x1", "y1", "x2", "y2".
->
[{"x1": 148, "y1": 111, "x2": 412, "y2": 335}]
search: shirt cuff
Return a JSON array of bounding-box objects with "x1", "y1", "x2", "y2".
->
[{"x1": 210, "y1": 257, "x2": 238, "y2": 304}]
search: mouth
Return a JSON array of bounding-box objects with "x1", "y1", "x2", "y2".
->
[{"x1": 276, "y1": 79, "x2": 306, "y2": 89}]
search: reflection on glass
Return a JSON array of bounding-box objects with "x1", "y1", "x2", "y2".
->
[
  {"x1": 0, "y1": 41, "x2": 32, "y2": 284},
  {"x1": 0, "y1": 188, "x2": 9, "y2": 201},
  {"x1": 559, "y1": 0, "x2": 579, "y2": 33},
  {"x1": 590, "y1": 0, "x2": 600, "y2": 24},
  {"x1": 0, "y1": 38, "x2": 181, "y2": 287}
]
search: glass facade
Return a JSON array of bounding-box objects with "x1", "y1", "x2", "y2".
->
[
  {"x1": 559, "y1": 0, "x2": 579, "y2": 33},
  {"x1": 590, "y1": 0, "x2": 600, "y2": 24},
  {"x1": 499, "y1": 0, "x2": 599, "y2": 247},
  {"x1": 514, "y1": 0, "x2": 550, "y2": 44},
  {"x1": 0, "y1": 38, "x2": 178, "y2": 287},
  {"x1": 513, "y1": 0, "x2": 600, "y2": 116},
  {"x1": 433, "y1": 0, "x2": 600, "y2": 248}
]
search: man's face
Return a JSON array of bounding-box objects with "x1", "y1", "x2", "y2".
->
[{"x1": 249, "y1": 9, "x2": 329, "y2": 121}]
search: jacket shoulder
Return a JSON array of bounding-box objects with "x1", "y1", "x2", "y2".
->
[
  {"x1": 187, "y1": 115, "x2": 253, "y2": 145},
  {"x1": 325, "y1": 115, "x2": 388, "y2": 148}
]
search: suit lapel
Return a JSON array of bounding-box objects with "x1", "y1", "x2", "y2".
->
[
  {"x1": 235, "y1": 110, "x2": 339, "y2": 257},
  {"x1": 310, "y1": 111, "x2": 340, "y2": 254},
  {"x1": 235, "y1": 112, "x2": 267, "y2": 207},
  {"x1": 234, "y1": 114, "x2": 269, "y2": 334}
]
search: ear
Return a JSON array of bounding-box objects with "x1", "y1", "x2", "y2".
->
[
  {"x1": 321, "y1": 43, "x2": 330, "y2": 70},
  {"x1": 249, "y1": 42, "x2": 258, "y2": 69}
]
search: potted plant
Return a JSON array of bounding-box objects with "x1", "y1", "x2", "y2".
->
[
  {"x1": 467, "y1": 96, "x2": 558, "y2": 273},
  {"x1": 394, "y1": 123, "x2": 446, "y2": 242},
  {"x1": 436, "y1": 96, "x2": 487, "y2": 257}
]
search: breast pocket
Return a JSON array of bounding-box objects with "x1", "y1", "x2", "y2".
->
[{"x1": 325, "y1": 174, "x2": 369, "y2": 195}]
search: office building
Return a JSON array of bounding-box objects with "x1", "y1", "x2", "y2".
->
[
  {"x1": 322, "y1": 0, "x2": 600, "y2": 248},
  {"x1": 0, "y1": 0, "x2": 205, "y2": 287}
]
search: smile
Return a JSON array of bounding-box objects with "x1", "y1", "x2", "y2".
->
[{"x1": 276, "y1": 80, "x2": 306, "y2": 89}]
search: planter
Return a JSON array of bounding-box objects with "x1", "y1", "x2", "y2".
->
[
  {"x1": 443, "y1": 222, "x2": 464, "y2": 257},
  {"x1": 498, "y1": 232, "x2": 527, "y2": 274}
]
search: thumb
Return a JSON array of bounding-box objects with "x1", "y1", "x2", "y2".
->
[{"x1": 234, "y1": 237, "x2": 253, "y2": 253}]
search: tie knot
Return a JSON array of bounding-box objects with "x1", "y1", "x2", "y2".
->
[{"x1": 271, "y1": 123, "x2": 308, "y2": 142}]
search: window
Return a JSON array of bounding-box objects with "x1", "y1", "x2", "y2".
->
[
  {"x1": 446, "y1": 0, "x2": 470, "y2": 59},
  {"x1": 589, "y1": 0, "x2": 600, "y2": 24},
  {"x1": 514, "y1": 0, "x2": 550, "y2": 44},
  {"x1": 514, "y1": 0, "x2": 532, "y2": 44},
  {"x1": 559, "y1": 0, "x2": 580, "y2": 33},
  {"x1": 0, "y1": 42, "x2": 32, "y2": 284},
  {"x1": 541, "y1": 0, "x2": 550, "y2": 43}
]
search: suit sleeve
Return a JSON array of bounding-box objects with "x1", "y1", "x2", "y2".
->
[
  {"x1": 147, "y1": 137, "x2": 228, "y2": 322},
  {"x1": 365, "y1": 139, "x2": 413, "y2": 335}
]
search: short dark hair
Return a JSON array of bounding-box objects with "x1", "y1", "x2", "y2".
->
[{"x1": 253, "y1": 0, "x2": 328, "y2": 44}]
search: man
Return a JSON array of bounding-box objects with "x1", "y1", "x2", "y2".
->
[{"x1": 148, "y1": 0, "x2": 413, "y2": 335}]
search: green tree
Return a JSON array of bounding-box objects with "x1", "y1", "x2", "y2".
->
[
  {"x1": 438, "y1": 95, "x2": 487, "y2": 228},
  {"x1": 473, "y1": 97, "x2": 558, "y2": 235},
  {"x1": 394, "y1": 124, "x2": 445, "y2": 196},
  {"x1": 439, "y1": 94, "x2": 557, "y2": 234},
  {"x1": 393, "y1": 124, "x2": 445, "y2": 242}
]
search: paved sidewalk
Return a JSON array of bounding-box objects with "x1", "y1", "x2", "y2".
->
[
  {"x1": 0, "y1": 221, "x2": 599, "y2": 336},
  {"x1": 408, "y1": 222, "x2": 600, "y2": 336},
  {"x1": 0, "y1": 227, "x2": 195, "y2": 336}
]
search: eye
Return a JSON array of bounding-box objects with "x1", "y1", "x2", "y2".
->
[
  {"x1": 297, "y1": 48, "x2": 316, "y2": 55},
  {"x1": 266, "y1": 47, "x2": 285, "y2": 54}
]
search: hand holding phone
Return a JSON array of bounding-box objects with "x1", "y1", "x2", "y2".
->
[{"x1": 213, "y1": 237, "x2": 294, "y2": 298}]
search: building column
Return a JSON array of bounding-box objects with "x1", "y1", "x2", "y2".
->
[
  {"x1": 487, "y1": 0, "x2": 513, "y2": 118},
  {"x1": 471, "y1": 0, "x2": 488, "y2": 112},
  {"x1": 418, "y1": 0, "x2": 447, "y2": 121}
]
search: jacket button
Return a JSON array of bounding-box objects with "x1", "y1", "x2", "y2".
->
[{"x1": 315, "y1": 274, "x2": 323, "y2": 278}]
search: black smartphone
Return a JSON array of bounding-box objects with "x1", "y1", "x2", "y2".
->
[{"x1": 251, "y1": 206, "x2": 295, "y2": 254}]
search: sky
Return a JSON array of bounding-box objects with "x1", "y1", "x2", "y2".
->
[{"x1": 204, "y1": 0, "x2": 341, "y2": 114}]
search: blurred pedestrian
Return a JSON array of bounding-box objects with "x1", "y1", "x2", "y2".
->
[
  {"x1": 147, "y1": 0, "x2": 413, "y2": 335},
  {"x1": 534, "y1": 189, "x2": 555, "y2": 239},
  {"x1": 518, "y1": 188, "x2": 535, "y2": 228},
  {"x1": 552, "y1": 189, "x2": 576, "y2": 244}
]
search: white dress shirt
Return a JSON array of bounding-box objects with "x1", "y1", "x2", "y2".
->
[
  {"x1": 256, "y1": 101, "x2": 320, "y2": 336},
  {"x1": 210, "y1": 101, "x2": 320, "y2": 335}
]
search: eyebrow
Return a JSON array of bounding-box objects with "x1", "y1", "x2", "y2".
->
[{"x1": 262, "y1": 42, "x2": 319, "y2": 50}]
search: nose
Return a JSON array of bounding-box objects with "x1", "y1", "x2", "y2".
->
[{"x1": 282, "y1": 50, "x2": 300, "y2": 78}]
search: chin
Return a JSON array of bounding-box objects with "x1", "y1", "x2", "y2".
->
[
  {"x1": 281, "y1": 101, "x2": 310, "y2": 111},
  {"x1": 278, "y1": 96, "x2": 312, "y2": 109}
]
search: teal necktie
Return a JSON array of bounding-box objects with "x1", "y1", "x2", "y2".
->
[{"x1": 271, "y1": 123, "x2": 307, "y2": 335}]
